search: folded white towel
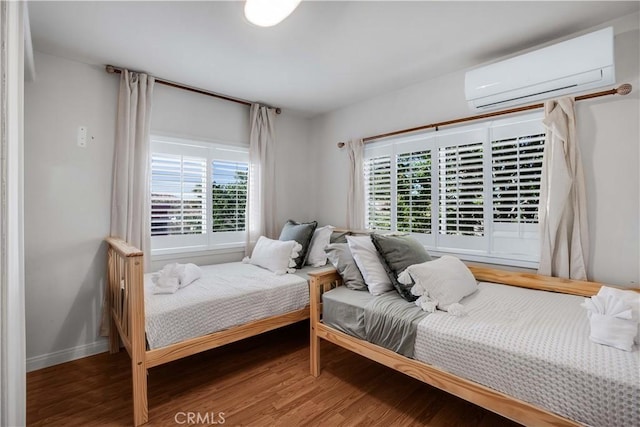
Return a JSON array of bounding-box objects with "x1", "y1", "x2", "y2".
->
[
  {"x1": 152, "y1": 263, "x2": 202, "y2": 294},
  {"x1": 152, "y1": 263, "x2": 181, "y2": 294},
  {"x1": 582, "y1": 294, "x2": 637, "y2": 351},
  {"x1": 597, "y1": 286, "x2": 640, "y2": 344},
  {"x1": 180, "y1": 263, "x2": 202, "y2": 288},
  {"x1": 152, "y1": 275, "x2": 180, "y2": 295}
]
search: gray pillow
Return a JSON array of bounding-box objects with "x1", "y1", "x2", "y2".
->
[
  {"x1": 324, "y1": 243, "x2": 367, "y2": 291},
  {"x1": 279, "y1": 219, "x2": 318, "y2": 269},
  {"x1": 330, "y1": 230, "x2": 350, "y2": 244},
  {"x1": 370, "y1": 234, "x2": 432, "y2": 302}
]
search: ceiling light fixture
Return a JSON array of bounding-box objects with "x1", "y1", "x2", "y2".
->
[{"x1": 244, "y1": 0, "x2": 302, "y2": 27}]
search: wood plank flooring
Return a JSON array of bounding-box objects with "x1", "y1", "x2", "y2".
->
[{"x1": 27, "y1": 322, "x2": 521, "y2": 426}]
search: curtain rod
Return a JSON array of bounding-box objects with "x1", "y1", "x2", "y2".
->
[
  {"x1": 337, "y1": 83, "x2": 632, "y2": 148},
  {"x1": 105, "y1": 65, "x2": 282, "y2": 114}
]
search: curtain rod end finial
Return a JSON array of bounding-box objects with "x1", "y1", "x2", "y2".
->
[
  {"x1": 337, "y1": 142, "x2": 345, "y2": 148},
  {"x1": 106, "y1": 65, "x2": 116, "y2": 73},
  {"x1": 617, "y1": 83, "x2": 632, "y2": 96}
]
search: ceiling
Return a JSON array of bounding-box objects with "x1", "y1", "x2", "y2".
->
[{"x1": 28, "y1": 1, "x2": 639, "y2": 117}]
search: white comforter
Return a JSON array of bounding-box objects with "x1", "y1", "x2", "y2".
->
[
  {"x1": 414, "y1": 282, "x2": 640, "y2": 427},
  {"x1": 144, "y1": 262, "x2": 309, "y2": 349}
]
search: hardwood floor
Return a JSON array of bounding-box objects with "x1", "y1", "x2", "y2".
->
[{"x1": 27, "y1": 322, "x2": 521, "y2": 426}]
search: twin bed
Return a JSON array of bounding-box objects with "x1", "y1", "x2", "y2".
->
[
  {"x1": 106, "y1": 236, "x2": 639, "y2": 427},
  {"x1": 310, "y1": 267, "x2": 639, "y2": 426},
  {"x1": 105, "y1": 237, "x2": 324, "y2": 426}
]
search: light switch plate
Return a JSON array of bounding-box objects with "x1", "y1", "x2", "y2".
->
[{"x1": 77, "y1": 126, "x2": 87, "y2": 148}]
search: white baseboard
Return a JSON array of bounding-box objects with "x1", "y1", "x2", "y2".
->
[{"x1": 26, "y1": 340, "x2": 109, "y2": 372}]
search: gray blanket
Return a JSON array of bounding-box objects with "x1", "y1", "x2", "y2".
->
[{"x1": 363, "y1": 292, "x2": 429, "y2": 358}]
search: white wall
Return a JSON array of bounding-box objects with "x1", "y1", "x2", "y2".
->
[
  {"x1": 24, "y1": 52, "x2": 117, "y2": 370},
  {"x1": 274, "y1": 112, "x2": 315, "y2": 227},
  {"x1": 24, "y1": 52, "x2": 312, "y2": 369},
  {"x1": 310, "y1": 15, "x2": 640, "y2": 287}
]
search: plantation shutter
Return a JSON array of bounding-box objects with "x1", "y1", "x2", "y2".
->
[
  {"x1": 492, "y1": 134, "x2": 545, "y2": 224},
  {"x1": 396, "y1": 150, "x2": 432, "y2": 234},
  {"x1": 360, "y1": 112, "x2": 543, "y2": 265},
  {"x1": 490, "y1": 114, "x2": 545, "y2": 257},
  {"x1": 364, "y1": 155, "x2": 392, "y2": 230},
  {"x1": 151, "y1": 153, "x2": 207, "y2": 237},
  {"x1": 151, "y1": 138, "x2": 249, "y2": 254},
  {"x1": 438, "y1": 142, "x2": 484, "y2": 236},
  {"x1": 211, "y1": 160, "x2": 248, "y2": 232}
]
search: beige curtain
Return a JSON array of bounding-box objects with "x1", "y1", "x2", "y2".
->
[
  {"x1": 538, "y1": 97, "x2": 588, "y2": 280},
  {"x1": 246, "y1": 104, "x2": 277, "y2": 255},
  {"x1": 100, "y1": 70, "x2": 154, "y2": 336},
  {"x1": 346, "y1": 139, "x2": 365, "y2": 230}
]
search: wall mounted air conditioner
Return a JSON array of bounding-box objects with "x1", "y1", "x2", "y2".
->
[{"x1": 465, "y1": 27, "x2": 615, "y2": 111}]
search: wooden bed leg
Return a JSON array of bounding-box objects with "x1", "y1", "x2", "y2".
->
[
  {"x1": 132, "y1": 357, "x2": 148, "y2": 426},
  {"x1": 129, "y1": 255, "x2": 148, "y2": 426},
  {"x1": 309, "y1": 275, "x2": 321, "y2": 377},
  {"x1": 310, "y1": 321, "x2": 321, "y2": 377}
]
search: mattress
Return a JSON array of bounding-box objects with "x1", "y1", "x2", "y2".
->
[
  {"x1": 144, "y1": 263, "x2": 316, "y2": 349},
  {"x1": 414, "y1": 282, "x2": 640, "y2": 427}
]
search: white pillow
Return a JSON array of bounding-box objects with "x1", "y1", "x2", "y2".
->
[
  {"x1": 597, "y1": 286, "x2": 640, "y2": 344},
  {"x1": 245, "y1": 236, "x2": 302, "y2": 275},
  {"x1": 306, "y1": 225, "x2": 335, "y2": 267},
  {"x1": 398, "y1": 255, "x2": 477, "y2": 313},
  {"x1": 346, "y1": 235, "x2": 392, "y2": 295}
]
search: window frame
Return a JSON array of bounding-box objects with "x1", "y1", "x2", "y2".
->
[
  {"x1": 364, "y1": 112, "x2": 544, "y2": 268},
  {"x1": 150, "y1": 135, "x2": 249, "y2": 256}
]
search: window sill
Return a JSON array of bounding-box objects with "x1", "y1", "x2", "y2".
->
[
  {"x1": 426, "y1": 248, "x2": 539, "y2": 270},
  {"x1": 151, "y1": 244, "x2": 245, "y2": 262}
]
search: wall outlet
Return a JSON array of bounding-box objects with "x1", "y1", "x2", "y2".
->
[{"x1": 77, "y1": 126, "x2": 87, "y2": 148}]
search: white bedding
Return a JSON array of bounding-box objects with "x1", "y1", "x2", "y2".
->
[
  {"x1": 144, "y1": 262, "x2": 311, "y2": 349},
  {"x1": 414, "y1": 282, "x2": 640, "y2": 427}
]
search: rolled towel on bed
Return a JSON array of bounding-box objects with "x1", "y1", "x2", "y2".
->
[
  {"x1": 152, "y1": 263, "x2": 202, "y2": 294},
  {"x1": 180, "y1": 263, "x2": 202, "y2": 288},
  {"x1": 597, "y1": 286, "x2": 640, "y2": 344},
  {"x1": 152, "y1": 263, "x2": 181, "y2": 294},
  {"x1": 152, "y1": 275, "x2": 180, "y2": 294},
  {"x1": 582, "y1": 294, "x2": 637, "y2": 351}
]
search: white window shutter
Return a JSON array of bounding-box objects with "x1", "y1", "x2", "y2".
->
[
  {"x1": 211, "y1": 160, "x2": 248, "y2": 232},
  {"x1": 150, "y1": 137, "x2": 250, "y2": 254},
  {"x1": 397, "y1": 150, "x2": 432, "y2": 234},
  {"x1": 364, "y1": 155, "x2": 392, "y2": 231},
  {"x1": 492, "y1": 133, "x2": 544, "y2": 224},
  {"x1": 151, "y1": 153, "x2": 207, "y2": 236},
  {"x1": 438, "y1": 142, "x2": 484, "y2": 237},
  {"x1": 361, "y1": 111, "x2": 544, "y2": 265}
]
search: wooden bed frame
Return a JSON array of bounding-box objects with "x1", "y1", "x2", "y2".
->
[
  {"x1": 105, "y1": 237, "x2": 311, "y2": 426},
  {"x1": 309, "y1": 265, "x2": 636, "y2": 427}
]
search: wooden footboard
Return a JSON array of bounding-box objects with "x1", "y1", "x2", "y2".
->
[
  {"x1": 308, "y1": 268, "x2": 342, "y2": 377},
  {"x1": 106, "y1": 237, "x2": 148, "y2": 426}
]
